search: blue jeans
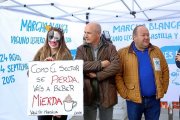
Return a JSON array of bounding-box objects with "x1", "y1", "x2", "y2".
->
[
  {"x1": 84, "y1": 102, "x2": 113, "y2": 120},
  {"x1": 126, "y1": 96, "x2": 160, "y2": 120}
]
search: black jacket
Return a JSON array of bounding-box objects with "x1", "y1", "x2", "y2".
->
[{"x1": 175, "y1": 48, "x2": 180, "y2": 68}]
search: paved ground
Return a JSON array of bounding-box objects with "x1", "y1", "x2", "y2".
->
[{"x1": 69, "y1": 108, "x2": 179, "y2": 120}]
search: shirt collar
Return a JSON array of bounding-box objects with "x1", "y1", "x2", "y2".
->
[{"x1": 132, "y1": 42, "x2": 148, "y2": 52}]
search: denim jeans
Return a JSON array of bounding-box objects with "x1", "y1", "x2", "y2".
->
[
  {"x1": 84, "y1": 102, "x2": 113, "y2": 120},
  {"x1": 126, "y1": 96, "x2": 160, "y2": 120}
]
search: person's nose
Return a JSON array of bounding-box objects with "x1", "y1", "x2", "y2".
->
[
  {"x1": 51, "y1": 37, "x2": 56, "y2": 41},
  {"x1": 84, "y1": 33, "x2": 88, "y2": 39},
  {"x1": 145, "y1": 35, "x2": 149, "y2": 39}
]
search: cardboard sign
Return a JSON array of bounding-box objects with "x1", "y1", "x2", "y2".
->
[{"x1": 27, "y1": 60, "x2": 83, "y2": 116}]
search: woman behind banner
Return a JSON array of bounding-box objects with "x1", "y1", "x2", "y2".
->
[{"x1": 33, "y1": 26, "x2": 72, "y2": 120}]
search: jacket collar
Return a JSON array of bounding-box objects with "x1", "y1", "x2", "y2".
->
[
  {"x1": 83, "y1": 38, "x2": 108, "y2": 48},
  {"x1": 128, "y1": 41, "x2": 154, "y2": 53}
]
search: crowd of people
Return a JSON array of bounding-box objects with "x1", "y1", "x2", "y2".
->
[{"x1": 30, "y1": 22, "x2": 180, "y2": 120}]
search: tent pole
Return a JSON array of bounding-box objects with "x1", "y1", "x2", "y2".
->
[
  {"x1": 86, "y1": 12, "x2": 89, "y2": 24},
  {"x1": 134, "y1": 0, "x2": 150, "y2": 20}
]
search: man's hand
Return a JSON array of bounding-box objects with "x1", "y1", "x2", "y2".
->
[
  {"x1": 101, "y1": 60, "x2": 110, "y2": 68},
  {"x1": 86, "y1": 72, "x2": 96, "y2": 78}
]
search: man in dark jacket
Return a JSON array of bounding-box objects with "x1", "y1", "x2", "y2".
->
[
  {"x1": 75, "y1": 22, "x2": 120, "y2": 120},
  {"x1": 175, "y1": 49, "x2": 180, "y2": 68}
]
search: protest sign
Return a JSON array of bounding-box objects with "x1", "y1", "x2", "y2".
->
[{"x1": 27, "y1": 60, "x2": 83, "y2": 116}]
